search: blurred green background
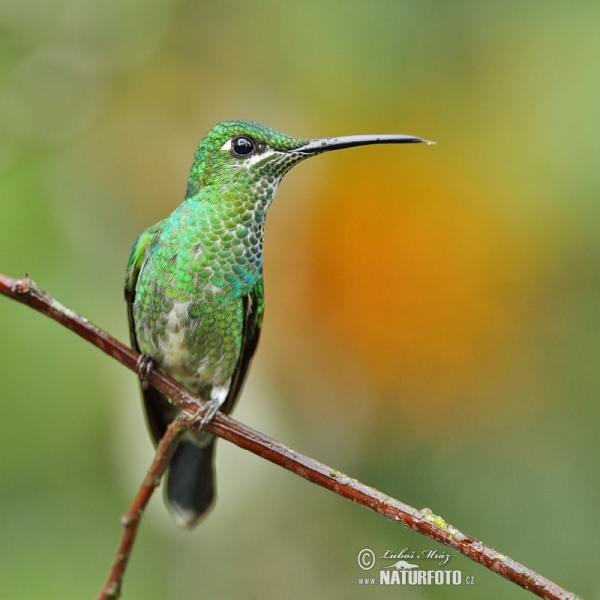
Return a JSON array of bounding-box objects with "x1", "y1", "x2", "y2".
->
[{"x1": 1, "y1": 1, "x2": 598, "y2": 598}]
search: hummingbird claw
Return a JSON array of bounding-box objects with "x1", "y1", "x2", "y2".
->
[
  {"x1": 192, "y1": 399, "x2": 221, "y2": 431},
  {"x1": 136, "y1": 353, "x2": 155, "y2": 390}
]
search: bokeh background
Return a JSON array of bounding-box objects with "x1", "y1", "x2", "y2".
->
[{"x1": 1, "y1": 1, "x2": 598, "y2": 598}]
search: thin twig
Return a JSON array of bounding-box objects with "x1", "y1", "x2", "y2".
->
[
  {"x1": 0, "y1": 274, "x2": 582, "y2": 600},
  {"x1": 96, "y1": 417, "x2": 188, "y2": 600}
]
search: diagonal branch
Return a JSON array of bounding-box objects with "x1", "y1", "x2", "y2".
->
[{"x1": 0, "y1": 273, "x2": 582, "y2": 600}]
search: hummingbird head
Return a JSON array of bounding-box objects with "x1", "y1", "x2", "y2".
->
[
  {"x1": 185, "y1": 120, "x2": 307, "y2": 198},
  {"x1": 185, "y1": 120, "x2": 433, "y2": 200}
]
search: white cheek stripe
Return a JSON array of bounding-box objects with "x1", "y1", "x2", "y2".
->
[{"x1": 243, "y1": 148, "x2": 276, "y2": 167}]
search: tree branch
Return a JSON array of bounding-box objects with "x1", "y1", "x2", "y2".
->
[
  {"x1": 96, "y1": 417, "x2": 188, "y2": 600},
  {"x1": 0, "y1": 274, "x2": 582, "y2": 600}
]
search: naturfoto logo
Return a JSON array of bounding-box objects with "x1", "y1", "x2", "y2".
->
[{"x1": 356, "y1": 547, "x2": 475, "y2": 587}]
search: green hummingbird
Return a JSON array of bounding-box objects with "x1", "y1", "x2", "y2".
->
[{"x1": 125, "y1": 120, "x2": 431, "y2": 528}]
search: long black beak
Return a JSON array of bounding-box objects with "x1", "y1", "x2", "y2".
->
[{"x1": 292, "y1": 133, "x2": 434, "y2": 154}]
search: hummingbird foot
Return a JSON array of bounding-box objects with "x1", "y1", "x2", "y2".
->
[
  {"x1": 136, "y1": 353, "x2": 155, "y2": 390},
  {"x1": 192, "y1": 398, "x2": 222, "y2": 431}
]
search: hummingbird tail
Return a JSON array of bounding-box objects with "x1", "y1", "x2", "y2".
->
[{"x1": 166, "y1": 436, "x2": 216, "y2": 529}]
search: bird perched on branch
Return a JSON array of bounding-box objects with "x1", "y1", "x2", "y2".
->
[{"x1": 125, "y1": 120, "x2": 432, "y2": 528}]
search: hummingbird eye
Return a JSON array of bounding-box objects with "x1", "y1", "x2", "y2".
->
[{"x1": 231, "y1": 136, "x2": 255, "y2": 158}]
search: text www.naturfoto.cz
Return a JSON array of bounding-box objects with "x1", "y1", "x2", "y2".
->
[{"x1": 359, "y1": 570, "x2": 466, "y2": 585}]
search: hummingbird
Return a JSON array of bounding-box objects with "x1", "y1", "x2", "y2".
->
[{"x1": 125, "y1": 120, "x2": 432, "y2": 528}]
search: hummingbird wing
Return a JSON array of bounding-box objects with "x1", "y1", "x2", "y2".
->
[
  {"x1": 125, "y1": 223, "x2": 177, "y2": 445},
  {"x1": 220, "y1": 279, "x2": 264, "y2": 415},
  {"x1": 125, "y1": 224, "x2": 160, "y2": 314}
]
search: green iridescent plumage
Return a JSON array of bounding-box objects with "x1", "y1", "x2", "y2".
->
[{"x1": 125, "y1": 120, "x2": 430, "y2": 528}]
